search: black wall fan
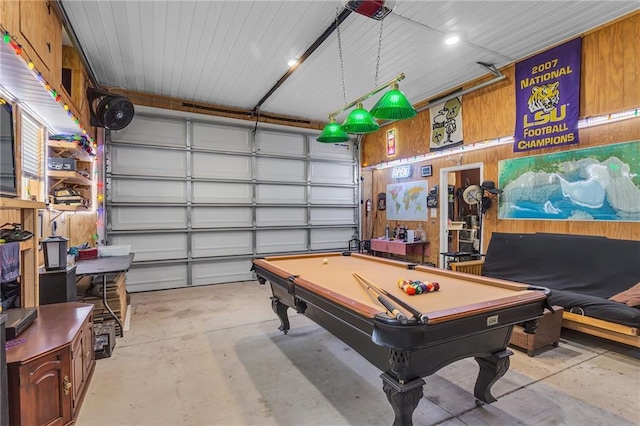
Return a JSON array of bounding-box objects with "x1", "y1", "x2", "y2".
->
[{"x1": 86, "y1": 88, "x2": 134, "y2": 130}]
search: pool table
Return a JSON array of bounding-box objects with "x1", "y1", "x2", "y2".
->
[{"x1": 252, "y1": 252, "x2": 550, "y2": 426}]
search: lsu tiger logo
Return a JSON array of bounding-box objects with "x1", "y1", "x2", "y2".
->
[{"x1": 527, "y1": 82, "x2": 560, "y2": 114}]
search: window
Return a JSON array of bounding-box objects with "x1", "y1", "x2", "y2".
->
[{"x1": 20, "y1": 110, "x2": 45, "y2": 200}]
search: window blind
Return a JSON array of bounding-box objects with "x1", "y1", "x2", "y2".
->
[{"x1": 21, "y1": 112, "x2": 43, "y2": 179}]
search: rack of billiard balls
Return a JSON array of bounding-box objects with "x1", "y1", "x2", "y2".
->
[{"x1": 397, "y1": 279, "x2": 440, "y2": 295}]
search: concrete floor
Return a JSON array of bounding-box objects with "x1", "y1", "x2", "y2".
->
[{"x1": 77, "y1": 281, "x2": 640, "y2": 426}]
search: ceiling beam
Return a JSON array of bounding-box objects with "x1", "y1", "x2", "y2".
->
[{"x1": 103, "y1": 87, "x2": 325, "y2": 131}]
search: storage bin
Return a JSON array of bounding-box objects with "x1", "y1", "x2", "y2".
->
[
  {"x1": 47, "y1": 157, "x2": 76, "y2": 171},
  {"x1": 77, "y1": 248, "x2": 98, "y2": 260},
  {"x1": 98, "y1": 245, "x2": 131, "y2": 257}
]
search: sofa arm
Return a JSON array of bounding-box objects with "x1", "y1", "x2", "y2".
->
[{"x1": 450, "y1": 259, "x2": 485, "y2": 275}]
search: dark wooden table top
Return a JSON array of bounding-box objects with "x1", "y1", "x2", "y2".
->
[{"x1": 6, "y1": 302, "x2": 93, "y2": 364}]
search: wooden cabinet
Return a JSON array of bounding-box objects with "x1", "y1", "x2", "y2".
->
[
  {"x1": 47, "y1": 140, "x2": 94, "y2": 211},
  {"x1": 0, "y1": 0, "x2": 93, "y2": 133},
  {"x1": 6, "y1": 303, "x2": 95, "y2": 426},
  {"x1": 18, "y1": 0, "x2": 62, "y2": 87},
  {"x1": 12, "y1": 348, "x2": 72, "y2": 426}
]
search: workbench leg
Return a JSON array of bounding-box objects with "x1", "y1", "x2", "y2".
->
[{"x1": 102, "y1": 275, "x2": 124, "y2": 337}]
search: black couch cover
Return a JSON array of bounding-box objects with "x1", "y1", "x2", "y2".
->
[{"x1": 482, "y1": 233, "x2": 640, "y2": 327}]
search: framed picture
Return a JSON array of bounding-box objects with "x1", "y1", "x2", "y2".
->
[
  {"x1": 421, "y1": 165, "x2": 432, "y2": 177},
  {"x1": 386, "y1": 129, "x2": 396, "y2": 156}
]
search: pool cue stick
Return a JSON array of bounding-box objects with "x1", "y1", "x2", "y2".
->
[
  {"x1": 353, "y1": 273, "x2": 408, "y2": 324},
  {"x1": 354, "y1": 273, "x2": 428, "y2": 324}
]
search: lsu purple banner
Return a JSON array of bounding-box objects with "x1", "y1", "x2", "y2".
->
[{"x1": 514, "y1": 38, "x2": 581, "y2": 152}]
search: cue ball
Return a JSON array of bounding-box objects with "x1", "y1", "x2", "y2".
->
[{"x1": 322, "y1": 258, "x2": 329, "y2": 264}]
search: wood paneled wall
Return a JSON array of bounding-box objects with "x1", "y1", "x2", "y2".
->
[
  {"x1": 361, "y1": 12, "x2": 640, "y2": 266},
  {"x1": 40, "y1": 210, "x2": 97, "y2": 247}
]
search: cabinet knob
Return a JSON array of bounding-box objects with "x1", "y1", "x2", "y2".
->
[
  {"x1": 83, "y1": 349, "x2": 90, "y2": 360},
  {"x1": 63, "y1": 375, "x2": 72, "y2": 395}
]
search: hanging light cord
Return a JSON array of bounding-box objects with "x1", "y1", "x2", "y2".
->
[
  {"x1": 374, "y1": 19, "x2": 384, "y2": 88},
  {"x1": 337, "y1": 6, "x2": 347, "y2": 106}
]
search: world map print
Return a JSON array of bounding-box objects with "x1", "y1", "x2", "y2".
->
[{"x1": 386, "y1": 180, "x2": 428, "y2": 221}]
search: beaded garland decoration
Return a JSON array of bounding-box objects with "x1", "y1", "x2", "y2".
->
[{"x1": 397, "y1": 279, "x2": 440, "y2": 295}]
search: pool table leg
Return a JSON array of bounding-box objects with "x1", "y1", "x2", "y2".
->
[
  {"x1": 473, "y1": 349, "x2": 513, "y2": 404},
  {"x1": 381, "y1": 373, "x2": 425, "y2": 426},
  {"x1": 270, "y1": 296, "x2": 290, "y2": 334}
]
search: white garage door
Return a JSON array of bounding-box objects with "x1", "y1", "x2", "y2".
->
[{"x1": 106, "y1": 110, "x2": 359, "y2": 292}]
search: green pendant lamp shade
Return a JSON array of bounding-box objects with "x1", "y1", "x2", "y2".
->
[
  {"x1": 317, "y1": 117, "x2": 350, "y2": 143},
  {"x1": 342, "y1": 103, "x2": 380, "y2": 134},
  {"x1": 370, "y1": 83, "x2": 417, "y2": 120}
]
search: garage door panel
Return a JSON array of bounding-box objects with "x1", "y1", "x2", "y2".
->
[
  {"x1": 192, "y1": 152, "x2": 251, "y2": 179},
  {"x1": 310, "y1": 162, "x2": 354, "y2": 185},
  {"x1": 192, "y1": 207, "x2": 252, "y2": 228},
  {"x1": 192, "y1": 122, "x2": 251, "y2": 152},
  {"x1": 256, "y1": 229, "x2": 307, "y2": 254},
  {"x1": 310, "y1": 186, "x2": 354, "y2": 205},
  {"x1": 111, "y1": 207, "x2": 187, "y2": 230},
  {"x1": 126, "y1": 264, "x2": 188, "y2": 292},
  {"x1": 193, "y1": 182, "x2": 252, "y2": 203},
  {"x1": 192, "y1": 231, "x2": 252, "y2": 257},
  {"x1": 256, "y1": 158, "x2": 304, "y2": 182},
  {"x1": 108, "y1": 113, "x2": 357, "y2": 291},
  {"x1": 111, "y1": 146, "x2": 187, "y2": 177},
  {"x1": 256, "y1": 207, "x2": 306, "y2": 226},
  {"x1": 256, "y1": 184, "x2": 305, "y2": 203},
  {"x1": 310, "y1": 207, "x2": 354, "y2": 225},
  {"x1": 311, "y1": 228, "x2": 355, "y2": 251},
  {"x1": 111, "y1": 179, "x2": 187, "y2": 203},
  {"x1": 192, "y1": 259, "x2": 254, "y2": 286},
  {"x1": 256, "y1": 131, "x2": 305, "y2": 156},
  {"x1": 309, "y1": 139, "x2": 353, "y2": 160},
  {"x1": 111, "y1": 234, "x2": 188, "y2": 261},
  {"x1": 111, "y1": 116, "x2": 185, "y2": 147}
]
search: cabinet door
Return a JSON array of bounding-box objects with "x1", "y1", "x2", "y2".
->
[
  {"x1": 71, "y1": 331, "x2": 85, "y2": 407},
  {"x1": 19, "y1": 0, "x2": 62, "y2": 83},
  {"x1": 19, "y1": 348, "x2": 72, "y2": 426},
  {"x1": 71, "y1": 315, "x2": 95, "y2": 413},
  {"x1": 82, "y1": 318, "x2": 95, "y2": 381}
]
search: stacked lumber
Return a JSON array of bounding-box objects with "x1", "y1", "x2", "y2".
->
[{"x1": 77, "y1": 272, "x2": 128, "y2": 335}]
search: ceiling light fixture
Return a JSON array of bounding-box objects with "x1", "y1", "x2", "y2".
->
[
  {"x1": 318, "y1": 73, "x2": 415, "y2": 140},
  {"x1": 445, "y1": 35, "x2": 460, "y2": 45},
  {"x1": 316, "y1": 116, "x2": 350, "y2": 142},
  {"x1": 342, "y1": 103, "x2": 380, "y2": 134},
  {"x1": 317, "y1": 11, "x2": 416, "y2": 143},
  {"x1": 287, "y1": 58, "x2": 298, "y2": 67},
  {"x1": 370, "y1": 81, "x2": 416, "y2": 120}
]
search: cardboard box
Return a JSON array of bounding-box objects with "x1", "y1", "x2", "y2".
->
[{"x1": 48, "y1": 157, "x2": 76, "y2": 171}]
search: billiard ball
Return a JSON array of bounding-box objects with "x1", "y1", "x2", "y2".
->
[{"x1": 322, "y1": 258, "x2": 329, "y2": 264}]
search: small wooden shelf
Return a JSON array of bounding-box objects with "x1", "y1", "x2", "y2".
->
[
  {"x1": 0, "y1": 198, "x2": 45, "y2": 209},
  {"x1": 19, "y1": 240, "x2": 35, "y2": 251},
  {"x1": 47, "y1": 140, "x2": 93, "y2": 162},
  {"x1": 49, "y1": 203, "x2": 89, "y2": 211},
  {"x1": 48, "y1": 170, "x2": 93, "y2": 186}
]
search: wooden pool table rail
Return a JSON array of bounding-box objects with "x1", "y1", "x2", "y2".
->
[{"x1": 254, "y1": 253, "x2": 548, "y2": 326}]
